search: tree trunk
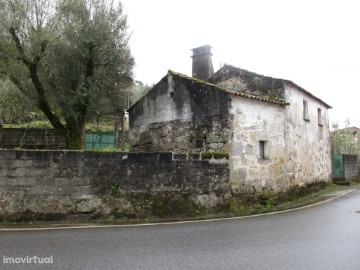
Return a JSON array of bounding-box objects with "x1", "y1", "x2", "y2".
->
[{"x1": 65, "y1": 119, "x2": 86, "y2": 150}]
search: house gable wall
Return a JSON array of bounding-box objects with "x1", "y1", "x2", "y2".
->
[
  {"x1": 129, "y1": 77, "x2": 193, "y2": 152},
  {"x1": 228, "y1": 97, "x2": 287, "y2": 192},
  {"x1": 283, "y1": 82, "x2": 332, "y2": 185},
  {"x1": 129, "y1": 75, "x2": 232, "y2": 152},
  {"x1": 228, "y1": 84, "x2": 331, "y2": 193}
]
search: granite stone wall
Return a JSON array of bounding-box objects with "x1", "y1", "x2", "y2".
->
[
  {"x1": 129, "y1": 74, "x2": 232, "y2": 153},
  {"x1": 343, "y1": 154, "x2": 359, "y2": 179},
  {"x1": 0, "y1": 150, "x2": 229, "y2": 219},
  {"x1": 227, "y1": 83, "x2": 332, "y2": 193}
]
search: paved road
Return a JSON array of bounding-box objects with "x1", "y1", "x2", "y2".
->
[{"x1": 1, "y1": 190, "x2": 360, "y2": 270}]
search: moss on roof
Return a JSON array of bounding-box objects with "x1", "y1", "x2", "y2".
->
[
  {"x1": 209, "y1": 64, "x2": 331, "y2": 109},
  {"x1": 208, "y1": 64, "x2": 285, "y2": 100},
  {"x1": 168, "y1": 70, "x2": 288, "y2": 105}
]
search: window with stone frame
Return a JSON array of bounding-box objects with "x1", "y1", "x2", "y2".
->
[
  {"x1": 303, "y1": 100, "x2": 309, "y2": 121},
  {"x1": 259, "y1": 140, "x2": 269, "y2": 159},
  {"x1": 318, "y1": 108, "x2": 323, "y2": 126}
]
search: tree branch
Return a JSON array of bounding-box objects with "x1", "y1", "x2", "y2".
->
[
  {"x1": 7, "y1": 75, "x2": 28, "y2": 94},
  {"x1": 8, "y1": 27, "x2": 66, "y2": 134},
  {"x1": 9, "y1": 27, "x2": 31, "y2": 66},
  {"x1": 28, "y1": 63, "x2": 67, "y2": 134},
  {"x1": 34, "y1": 40, "x2": 47, "y2": 64}
]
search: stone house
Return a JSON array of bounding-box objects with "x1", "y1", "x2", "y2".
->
[{"x1": 128, "y1": 45, "x2": 332, "y2": 192}]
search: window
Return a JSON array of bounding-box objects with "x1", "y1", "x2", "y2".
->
[
  {"x1": 318, "y1": 125, "x2": 323, "y2": 140},
  {"x1": 259, "y1": 140, "x2": 268, "y2": 159},
  {"x1": 303, "y1": 100, "x2": 309, "y2": 121},
  {"x1": 318, "y1": 108, "x2": 322, "y2": 126}
]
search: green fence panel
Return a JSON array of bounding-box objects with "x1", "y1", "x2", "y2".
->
[
  {"x1": 85, "y1": 133, "x2": 116, "y2": 149},
  {"x1": 332, "y1": 154, "x2": 344, "y2": 177}
]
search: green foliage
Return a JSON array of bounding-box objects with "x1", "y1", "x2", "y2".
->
[
  {"x1": 331, "y1": 127, "x2": 360, "y2": 155},
  {"x1": 46, "y1": 0, "x2": 134, "y2": 118},
  {"x1": 86, "y1": 127, "x2": 114, "y2": 135},
  {"x1": 3, "y1": 120, "x2": 52, "y2": 128},
  {"x1": 86, "y1": 147, "x2": 120, "y2": 152},
  {"x1": 0, "y1": 0, "x2": 134, "y2": 149},
  {"x1": 111, "y1": 183, "x2": 120, "y2": 196},
  {"x1": 129, "y1": 83, "x2": 152, "y2": 107},
  {"x1": 0, "y1": 79, "x2": 35, "y2": 123},
  {"x1": 118, "y1": 142, "x2": 130, "y2": 152}
]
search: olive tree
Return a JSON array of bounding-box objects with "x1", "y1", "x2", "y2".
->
[
  {"x1": 0, "y1": 0, "x2": 134, "y2": 149},
  {"x1": 0, "y1": 79, "x2": 34, "y2": 123}
]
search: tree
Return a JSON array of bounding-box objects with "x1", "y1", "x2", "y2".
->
[
  {"x1": 0, "y1": 79, "x2": 35, "y2": 124},
  {"x1": 0, "y1": 0, "x2": 134, "y2": 149},
  {"x1": 331, "y1": 127, "x2": 360, "y2": 155},
  {"x1": 131, "y1": 82, "x2": 152, "y2": 107}
]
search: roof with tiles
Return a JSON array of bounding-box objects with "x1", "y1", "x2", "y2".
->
[
  {"x1": 168, "y1": 70, "x2": 289, "y2": 106},
  {"x1": 208, "y1": 64, "x2": 331, "y2": 108}
]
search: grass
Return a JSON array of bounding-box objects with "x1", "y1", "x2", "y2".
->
[
  {"x1": 3, "y1": 120, "x2": 117, "y2": 135},
  {"x1": 86, "y1": 147, "x2": 121, "y2": 152},
  {"x1": 3, "y1": 120, "x2": 53, "y2": 129},
  {"x1": 85, "y1": 142, "x2": 130, "y2": 152}
]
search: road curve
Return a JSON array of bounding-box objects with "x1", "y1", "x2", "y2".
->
[{"x1": 1, "y1": 189, "x2": 360, "y2": 270}]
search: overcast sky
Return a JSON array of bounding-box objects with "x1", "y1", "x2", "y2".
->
[{"x1": 121, "y1": 0, "x2": 360, "y2": 128}]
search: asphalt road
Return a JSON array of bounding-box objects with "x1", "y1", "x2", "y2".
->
[{"x1": 1, "y1": 189, "x2": 360, "y2": 270}]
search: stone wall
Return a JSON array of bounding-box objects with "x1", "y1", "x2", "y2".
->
[
  {"x1": 0, "y1": 128, "x2": 66, "y2": 149},
  {"x1": 129, "y1": 73, "x2": 232, "y2": 153},
  {"x1": 283, "y1": 83, "x2": 332, "y2": 186},
  {"x1": 227, "y1": 83, "x2": 332, "y2": 193},
  {"x1": 344, "y1": 154, "x2": 359, "y2": 179},
  {"x1": 129, "y1": 73, "x2": 332, "y2": 194},
  {"x1": 228, "y1": 96, "x2": 287, "y2": 193},
  {"x1": 0, "y1": 150, "x2": 229, "y2": 219}
]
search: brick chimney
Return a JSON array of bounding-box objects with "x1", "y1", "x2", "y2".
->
[{"x1": 191, "y1": 45, "x2": 214, "y2": 80}]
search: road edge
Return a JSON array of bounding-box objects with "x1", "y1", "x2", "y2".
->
[{"x1": 0, "y1": 188, "x2": 357, "y2": 231}]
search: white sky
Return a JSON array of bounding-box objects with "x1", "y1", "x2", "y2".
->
[{"x1": 121, "y1": 0, "x2": 360, "y2": 128}]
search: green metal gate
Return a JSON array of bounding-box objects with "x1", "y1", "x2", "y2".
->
[
  {"x1": 85, "y1": 133, "x2": 116, "y2": 149},
  {"x1": 332, "y1": 154, "x2": 344, "y2": 177}
]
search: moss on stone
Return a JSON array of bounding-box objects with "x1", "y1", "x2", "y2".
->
[
  {"x1": 0, "y1": 210, "x2": 67, "y2": 223},
  {"x1": 201, "y1": 152, "x2": 213, "y2": 160},
  {"x1": 150, "y1": 191, "x2": 197, "y2": 218},
  {"x1": 201, "y1": 152, "x2": 229, "y2": 160},
  {"x1": 0, "y1": 181, "x2": 341, "y2": 225},
  {"x1": 272, "y1": 97, "x2": 286, "y2": 103},
  {"x1": 212, "y1": 152, "x2": 229, "y2": 159}
]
